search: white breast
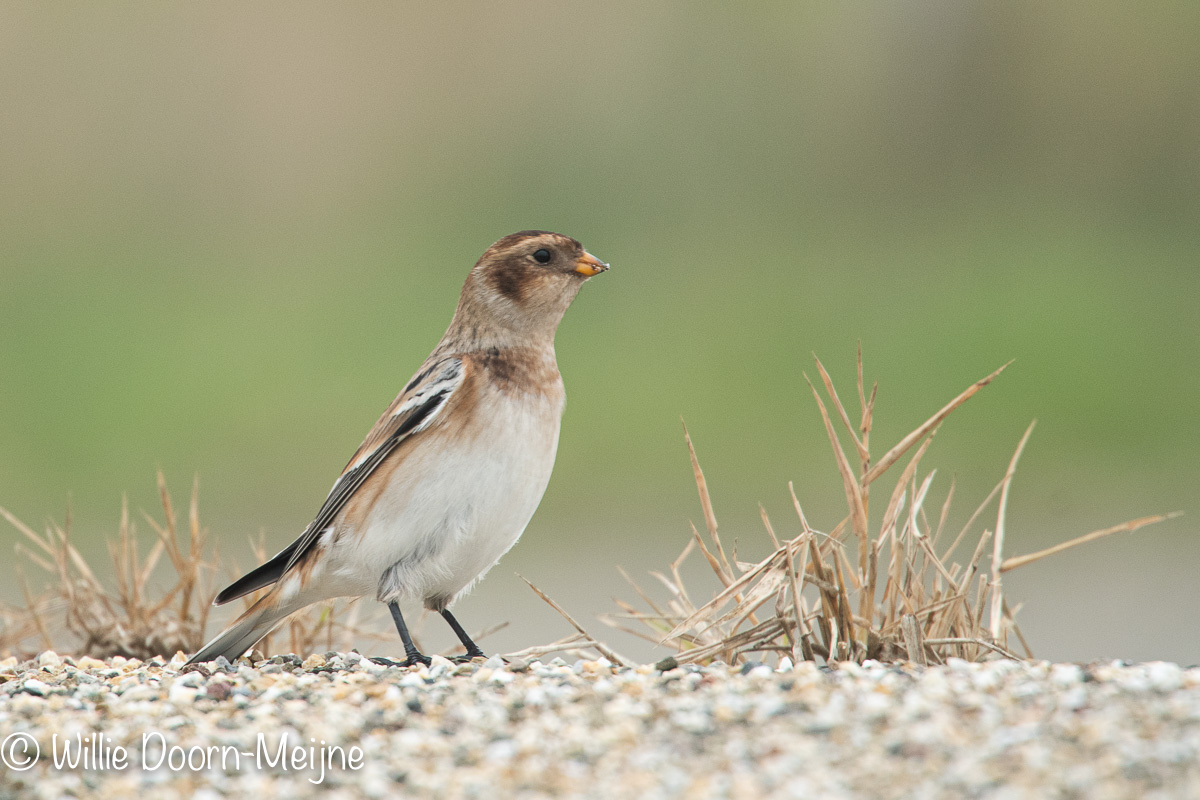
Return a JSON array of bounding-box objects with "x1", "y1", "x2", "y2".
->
[{"x1": 327, "y1": 383, "x2": 563, "y2": 608}]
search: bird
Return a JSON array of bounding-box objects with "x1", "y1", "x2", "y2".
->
[{"x1": 187, "y1": 230, "x2": 608, "y2": 666}]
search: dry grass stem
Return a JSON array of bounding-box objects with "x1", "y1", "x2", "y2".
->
[
  {"x1": 999, "y1": 512, "x2": 1182, "y2": 572},
  {"x1": 520, "y1": 575, "x2": 631, "y2": 667},
  {"x1": 500, "y1": 633, "x2": 605, "y2": 663},
  {"x1": 604, "y1": 351, "x2": 1177, "y2": 667},
  {"x1": 1, "y1": 474, "x2": 387, "y2": 660},
  {"x1": 989, "y1": 420, "x2": 1037, "y2": 640}
]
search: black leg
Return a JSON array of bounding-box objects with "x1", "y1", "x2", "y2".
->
[
  {"x1": 441, "y1": 609, "x2": 486, "y2": 661},
  {"x1": 371, "y1": 602, "x2": 431, "y2": 668}
]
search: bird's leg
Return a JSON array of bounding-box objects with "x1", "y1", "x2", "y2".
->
[
  {"x1": 441, "y1": 609, "x2": 486, "y2": 662},
  {"x1": 370, "y1": 602, "x2": 431, "y2": 668}
]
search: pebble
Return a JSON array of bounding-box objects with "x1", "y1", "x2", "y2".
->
[{"x1": 0, "y1": 653, "x2": 1198, "y2": 798}]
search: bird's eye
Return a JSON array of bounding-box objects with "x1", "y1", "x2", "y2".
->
[{"x1": 532, "y1": 248, "x2": 551, "y2": 264}]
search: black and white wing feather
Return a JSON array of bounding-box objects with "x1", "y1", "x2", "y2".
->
[{"x1": 212, "y1": 357, "x2": 465, "y2": 605}]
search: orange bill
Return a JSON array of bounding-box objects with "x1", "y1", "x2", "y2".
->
[{"x1": 574, "y1": 251, "x2": 610, "y2": 276}]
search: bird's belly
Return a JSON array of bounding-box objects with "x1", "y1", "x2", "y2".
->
[{"x1": 336, "y1": 394, "x2": 561, "y2": 605}]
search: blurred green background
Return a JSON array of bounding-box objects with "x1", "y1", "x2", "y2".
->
[{"x1": 1, "y1": 3, "x2": 1197, "y2": 663}]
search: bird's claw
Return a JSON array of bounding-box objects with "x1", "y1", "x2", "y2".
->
[
  {"x1": 450, "y1": 652, "x2": 486, "y2": 664},
  {"x1": 369, "y1": 654, "x2": 432, "y2": 669}
]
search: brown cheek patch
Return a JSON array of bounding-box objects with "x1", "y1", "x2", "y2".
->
[{"x1": 488, "y1": 262, "x2": 530, "y2": 303}]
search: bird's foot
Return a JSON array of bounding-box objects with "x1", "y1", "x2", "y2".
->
[
  {"x1": 369, "y1": 654, "x2": 432, "y2": 669},
  {"x1": 450, "y1": 651, "x2": 486, "y2": 665}
]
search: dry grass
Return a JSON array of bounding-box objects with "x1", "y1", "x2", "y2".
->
[
  {"x1": 0, "y1": 473, "x2": 388, "y2": 661},
  {"x1": 0, "y1": 474, "x2": 520, "y2": 663},
  {"x1": 590, "y1": 349, "x2": 1179, "y2": 667},
  {"x1": 0, "y1": 473, "x2": 214, "y2": 660},
  {"x1": 1, "y1": 351, "x2": 1179, "y2": 668}
]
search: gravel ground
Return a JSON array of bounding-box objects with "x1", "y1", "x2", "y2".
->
[{"x1": 2, "y1": 651, "x2": 1199, "y2": 799}]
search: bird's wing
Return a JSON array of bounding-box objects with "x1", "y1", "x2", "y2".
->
[{"x1": 212, "y1": 356, "x2": 466, "y2": 605}]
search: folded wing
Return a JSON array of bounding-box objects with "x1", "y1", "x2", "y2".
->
[{"x1": 212, "y1": 357, "x2": 466, "y2": 605}]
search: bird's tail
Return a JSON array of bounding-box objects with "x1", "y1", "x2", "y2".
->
[{"x1": 186, "y1": 592, "x2": 297, "y2": 665}]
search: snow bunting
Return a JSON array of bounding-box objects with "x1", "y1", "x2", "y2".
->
[{"x1": 188, "y1": 231, "x2": 608, "y2": 666}]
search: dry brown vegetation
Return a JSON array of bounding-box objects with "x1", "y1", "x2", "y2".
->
[
  {"x1": 0, "y1": 350, "x2": 1178, "y2": 667},
  {"x1": 0, "y1": 475, "x2": 514, "y2": 663},
  {"x1": 0, "y1": 474, "x2": 214, "y2": 660},
  {"x1": 590, "y1": 349, "x2": 1178, "y2": 667},
  {"x1": 0, "y1": 474, "x2": 390, "y2": 661}
]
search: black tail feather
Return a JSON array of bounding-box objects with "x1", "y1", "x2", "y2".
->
[{"x1": 213, "y1": 539, "x2": 300, "y2": 605}]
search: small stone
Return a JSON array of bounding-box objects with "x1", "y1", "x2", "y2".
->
[
  {"x1": 121, "y1": 685, "x2": 158, "y2": 702},
  {"x1": 168, "y1": 681, "x2": 200, "y2": 704},
  {"x1": 22, "y1": 678, "x2": 50, "y2": 696},
  {"x1": 506, "y1": 658, "x2": 530, "y2": 673},
  {"x1": 180, "y1": 663, "x2": 212, "y2": 679},
  {"x1": 483, "y1": 655, "x2": 506, "y2": 670},
  {"x1": 360, "y1": 659, "x2": 386, "y2": 675},
  {"x1": 302, "y1": 654, "x2": 327, "y2": 670},
  {"x1": 1147, "y1": 661, "x2": 1183, "y2": 692},
  {"x1": 176, "y1": 671, "x2": 204, "y2": 688},
  {"x1": 37, "y1": 651, "x2": 61, "y2": 668},
  {"x1": 1051, "y1": 663, "x2": 1083, "y2": 687},
  {"x1": 429, "y1": 655, "x2": 455, "y2": 679},
  {"x1": 206, "y1": 680, "x2": 233, "y2": 701},
  {"x1": 655, "y1": 656, "x2": 679, "y2": 672}
]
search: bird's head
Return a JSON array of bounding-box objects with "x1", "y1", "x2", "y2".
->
[{"x1": 453, "y1": 230, "x2": 608, "y2": 347}]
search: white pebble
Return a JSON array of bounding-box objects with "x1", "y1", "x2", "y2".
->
[
  {"x1": 1051, "y1": 663, "x2": 1083, "y2": 687},
  {"x1": 428, "y1": 655, "x2": 454, "y2": 679},
  {"x1": 1146, "y1": 661, "x2": 1183, "y2": 693}
]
